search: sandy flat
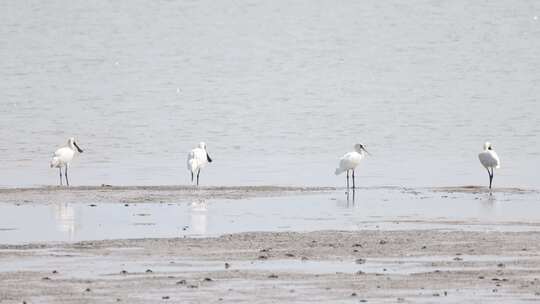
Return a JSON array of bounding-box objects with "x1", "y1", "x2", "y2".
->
[
  {"x1": 428, "y1": 185, "x2": 538, "y2": 194},
  {"x1": 1, "y1": 230, "x2": 540, "y2": 303},
  {"x1": 0, "y1": 185, "x2": 335, "y2": 205}
]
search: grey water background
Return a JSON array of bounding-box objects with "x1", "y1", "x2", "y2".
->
[{"x1": 1, "y1": 0, "x2": 540, "y2": 188}]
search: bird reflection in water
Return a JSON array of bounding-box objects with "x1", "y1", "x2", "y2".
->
[
  {"x1": 51, "y1": 203, "x2": 76, "y2": 240},
  {"x1": 481, "y1": 192, "x2": 497, "y2": 217},
  {"x1": 190, "y1": 200, "x2": 208, "y2": 235},
  {"x1": 346, "y1": 189, "x2": 356, "y2": 207}
]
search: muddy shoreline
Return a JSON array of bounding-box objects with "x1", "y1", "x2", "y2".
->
[
  {"x1": 0, "y1": 185, "x2": 336, "y2": 205},
  {"x1": 1, "y1": 230, "x2": 540, "y2": 303},
  {"x1": 1, "y1": 186, "x2": 540, "y2": 302},
  {"x1": 0, "y1": 184, "x2": 536, "y2": 206}
]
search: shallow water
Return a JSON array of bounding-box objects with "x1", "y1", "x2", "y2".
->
[
  {"x1": 1, "y1": 0, "x2": 540, "y2": 188},
  {"x1": 1, "y1": 188, "x2": 539, "y2": 244},
  {"x1": 3, "y1": 251, "x2": 537, "y2": 278}
]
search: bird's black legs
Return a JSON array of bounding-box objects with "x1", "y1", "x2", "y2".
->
[
  {"x1": 346, "y1": 170, "x2": 350, "y2": 190},
  {"x1": 352, "y1": 169, "x2": 356, "y2": 189},
  {"x1": 489, "y1": 168, "x2": 494, "y2": 190},
  {"x1": 196, "y1": 169, "x2": 201, "y2": 186},
  {"x1": 191, "y1": 172, "x2": 194, "y2": 182},
  {"x1": 59, "y1": 167, "x2": 63, "y2": 186},
  {"x1": 486, "y1": 168, "x2": 493, "y2": 190},
  {"x1": 65, "y1": 165, "x2": 70, "y2": 187}
]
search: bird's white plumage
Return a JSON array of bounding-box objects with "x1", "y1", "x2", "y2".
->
[
  {"x1": 50, "y1": 138, "x2": 80, "y2": 169},
  {"x1": 478, "y1": 142, "x2": 500, "y2": 169},
  {"x1": 187, "y1": 143, "x2": 210, "y2": 174},
  {"x1": 335, "y1": 151, "x2": 364, "y2": 175},
  {"x1": 335, "y1": 144, "x2": 367, "y2": 175},
  {"x1": 50, "y1": 147, "x2": 75, "y2": 168},
  {"x1": 479, "y1": 151, "x2": 500, "y2": 169}
]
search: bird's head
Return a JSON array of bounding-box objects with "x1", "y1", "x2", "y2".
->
[
  {"x1": 198, "y1": 142, "x2": 212, "y2": 162},
  {"x1": 484, "y1": 142, "x2": 492, "y2": 151},
  {"x1": 68, "y1": 137, "x2": 84, "y2": 153},
  {"x1": 354, "y1": 143, "x2": 371, "y2": 155}
]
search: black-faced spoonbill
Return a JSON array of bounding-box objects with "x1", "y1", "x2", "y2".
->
[
  {"x1": 478, "y1": 142, "x2": 500, "y2": 189},
  {"x1": 50, "y1": 137, "x2": 84, "y2": 186},
  {"x1": 187, "y1": 142, "x2": 212, "y2": 186},
  {"x1": 335, "y1": 144, "x2": 370, "y2": 189}
]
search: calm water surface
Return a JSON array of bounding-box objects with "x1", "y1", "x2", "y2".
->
[
  {"x1": 1, "y1": 189, "x2": 539, "y2": 244},
  {"x1": 1, "y1": 1, "x2": 539, "y2": 187}
]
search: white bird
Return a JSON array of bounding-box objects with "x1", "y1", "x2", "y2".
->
[
  {"x1": 187, "y1": 142, "x2": 213, "y2": 186},
  {"x1": 335, "y1": 143, "x2": 370, "y2": 189},
  {"x1": 50, "y1": 137, "x2": 84, "y2": 186},
  {"x1": 478, "y1": 141, "x2": 500, "y2": 189}
]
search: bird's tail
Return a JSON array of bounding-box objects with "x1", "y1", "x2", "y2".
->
[
  {"x1": 334, "y1": 168, "x2": 344, "y2": 175},
  {"x1": 50, "y1": 157, "x2": 60, "y2": 168}
]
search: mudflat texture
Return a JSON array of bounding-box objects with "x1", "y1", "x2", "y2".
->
[
  {"x1": 0, "y1": 186, "x2": 335, "y2": 205},
  {"x1": 1, "y1": 230, "x2": 540, "y2": 303}
]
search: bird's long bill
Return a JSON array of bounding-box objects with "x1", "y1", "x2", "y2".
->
[
  {"x1": 74, "y1": 142, "x2": 84, "y2": 153},
  {"x1": 362, "y1": 147, "x2": 371, "y2": 156},
  {"x1": 206, "y1": 153, "x2": 212, "y2": 162}
]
